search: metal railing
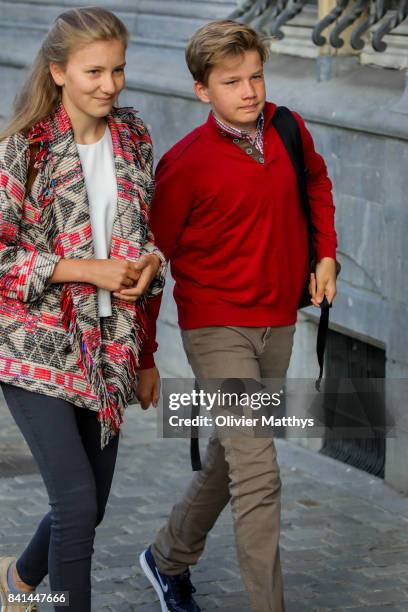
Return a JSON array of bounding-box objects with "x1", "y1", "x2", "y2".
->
[{"x1": 228, "y1": 0, "x2": 408, "y2": 53}]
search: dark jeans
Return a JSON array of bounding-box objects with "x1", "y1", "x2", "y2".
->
[{"x1": 1, "y1": 383, "x2": 120, "y2": 612}]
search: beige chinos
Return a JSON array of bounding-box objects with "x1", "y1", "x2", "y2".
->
[{"x1": 152, "y1": 324, "x2": 295, "y2": 612}]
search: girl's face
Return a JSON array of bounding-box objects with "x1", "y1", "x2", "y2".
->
[{"x1": 50, "y1": 38, "x2": 126, "y2": 119}]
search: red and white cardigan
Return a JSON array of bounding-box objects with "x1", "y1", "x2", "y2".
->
[{"x1": 0, "y1": 102, "x2": 165, "y2": 446}]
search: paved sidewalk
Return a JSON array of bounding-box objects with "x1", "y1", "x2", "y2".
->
[{"x1": 1, "y1": 394, "x2": 408, "y2": 612}]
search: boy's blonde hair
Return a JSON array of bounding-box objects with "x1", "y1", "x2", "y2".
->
[{"x1": 186, "y1": 20, "x2": 270, "y2": 85}]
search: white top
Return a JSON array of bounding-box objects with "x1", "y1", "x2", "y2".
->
[{"x1": 77, "y1": 126, "x2": 118, "y2": 317}]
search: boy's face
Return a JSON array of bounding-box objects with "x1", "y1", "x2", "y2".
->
[{"x1": 194, "y1": 49, "x2": 266, "y2": 132}]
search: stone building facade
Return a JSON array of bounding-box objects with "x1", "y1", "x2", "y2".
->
[{"x1": 0, "y1": 0, "x2": 407, "y2": 491}]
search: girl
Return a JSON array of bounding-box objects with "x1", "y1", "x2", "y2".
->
[{"x1": 0, "y1": 7, "x2": 164, "y2": 612}]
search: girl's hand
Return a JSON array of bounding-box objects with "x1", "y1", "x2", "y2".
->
[
  {"x1": 85, "y1": 259, "x2": 142, "y2": 292},
  {"x1": 135, "y1": 366, "x2": 160, "y2": 409},
  {"x1": 113, "y1": 254, "x2": 161, "y2": 302},
  {"x1": 49, "y1": 258, "x2": 141, "y2": 289}
]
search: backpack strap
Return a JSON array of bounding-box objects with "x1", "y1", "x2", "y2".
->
[
  {"x1": 190, "y1": 380, "x2": 202, "y2": 471},
  {"x1": 272, "y1": 106, "x2": 315, "y2": 260},
  {"x1": 272, "y1": 106, "x2": 331, "y2": 391},
  {"x1": 272, "y1": 108, "x2": 307, "y2": 204}
]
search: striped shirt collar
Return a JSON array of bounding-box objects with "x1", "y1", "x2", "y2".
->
[{"x1": 213, "y1": 111, "x2": 265, "y2": 154}]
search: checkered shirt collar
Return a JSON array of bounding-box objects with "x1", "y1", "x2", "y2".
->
[{"x1": 213, "y1": 111, "x2": 265, "y2": 154}]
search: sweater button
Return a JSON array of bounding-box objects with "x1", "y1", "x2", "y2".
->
[
  {"x1": 260, "y1": 157, "x2": 265, "y2": 163},
  {"x1": 246, "y1": 148, "x2": 253, "y2": 154},
  {"x1": 233, "y1": 138, "x2": 240, "y2": 144}
]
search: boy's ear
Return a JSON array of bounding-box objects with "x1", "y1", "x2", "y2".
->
[{"x1": 194, "y1": 81, "x2": 211, "y2": 104}]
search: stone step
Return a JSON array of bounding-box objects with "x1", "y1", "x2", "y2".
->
[
  {"x1": 0, "y1": 1, "x2": 235, "y2": 43},
  {"x1": 3, "y1": 0, "x2": 233, "y2": 9}
]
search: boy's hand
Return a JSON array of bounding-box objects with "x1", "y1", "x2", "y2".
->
[
  {"x1": 135, "y1": 367, "x2": 160, "y2": 409},
  {"x1": 309, "y1": 257, "x2": 337, "y2": 308},
  {"x1": 113, "y1": 254, "x2": 161, "y2": 302}
]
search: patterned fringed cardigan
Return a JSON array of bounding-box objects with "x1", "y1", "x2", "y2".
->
[{"x1": 0, "y1": 103, "x2": 166, "y2": 447}]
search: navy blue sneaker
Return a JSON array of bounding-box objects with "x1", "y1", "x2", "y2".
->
[{"x1": 139, "y1": 547, "x2": 201, "y2": 612}]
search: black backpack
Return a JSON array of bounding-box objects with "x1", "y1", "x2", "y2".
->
[{"x1": 272, "y1": 106, "x2": 340, "y2": 386}]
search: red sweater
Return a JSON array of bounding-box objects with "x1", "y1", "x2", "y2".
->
[{"x1": 148, "y1": 102, "x2": 337, "y2": 334}]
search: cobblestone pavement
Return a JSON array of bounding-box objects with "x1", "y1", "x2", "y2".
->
[{"x1": 1, "y1": 394, "x2": 408, "y2": 612}]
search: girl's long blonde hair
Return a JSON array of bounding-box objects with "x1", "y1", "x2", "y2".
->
[{"x1": 0, "y1": 6, "x2": 128, "y2": 140}]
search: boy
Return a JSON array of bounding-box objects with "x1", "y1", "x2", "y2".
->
[{"x1": 139, "y1": 20, "x2": 337, "y2": 612}]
